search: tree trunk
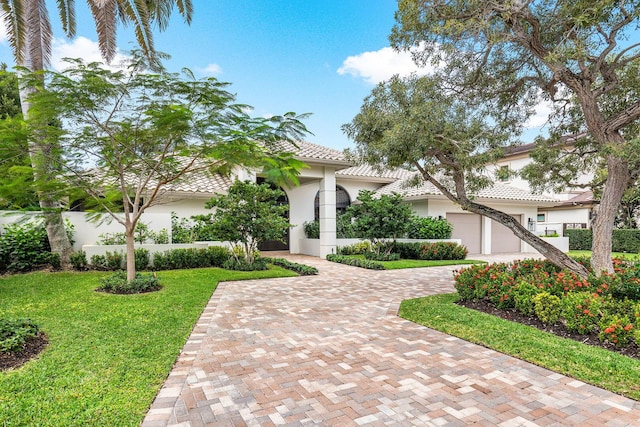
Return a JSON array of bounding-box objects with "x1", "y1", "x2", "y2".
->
[
  {"x1": 18, "y1": 69, "x2": 73, "y2": 263},
  {"x1": 591, "y1": 154, "x2": 630, "y2": 274},
  {"x1": 125, "y1": 225, "x2": 136, "y2": 282},
  {"x1": 462, "y1": 201, "x2": 590, "y2": 278}
]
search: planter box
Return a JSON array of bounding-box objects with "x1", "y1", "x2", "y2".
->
[{"x1": 296, "y1": 238, "x2": 463, "y2": 257}]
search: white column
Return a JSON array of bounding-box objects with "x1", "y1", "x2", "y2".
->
[
  {"x1": 482, "y1": 215, "x2": 492, "y2": 254},
  {"x1": 319, "y1": 168, "x2": 337, "y2": 259}
]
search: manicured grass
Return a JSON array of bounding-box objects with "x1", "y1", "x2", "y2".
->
[
  {"x1": 569, "y1": 250, "x2": 640, "y2": 261},
  {"x1": 346, "y1": 255, "x2": 483, "y2": 269},
  {"x1": 400, "y1": 293, "x2": 640, "y2": 401},
  {"x1": 0, "y1": 267, "x2": 296, "y2": 427}
]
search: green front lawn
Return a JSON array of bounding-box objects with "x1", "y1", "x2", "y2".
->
[
  {"x1": 400, "y1": 293, "x2": 640, "y2": 401},
  {"x1": 0, "y1": 267, "x2": 296, "y2": 427},
  {"x1": 569, "y1": 250, "x2": 640, "y2": 261},
  {"x1": 346, "y1": 255, "x2": 482, "y2": 269}
]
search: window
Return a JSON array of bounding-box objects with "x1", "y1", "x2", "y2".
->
[
  {"x1": 314, "y1": 186, "x2": 351, "y2": 220},
  {"x1": 537, "y1": 213, "x2": 546, "y2": 222}
]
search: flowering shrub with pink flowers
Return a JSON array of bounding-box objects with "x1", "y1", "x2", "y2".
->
[{"x1": 454, "y1": 258, "x2": 640, "y2": 348}]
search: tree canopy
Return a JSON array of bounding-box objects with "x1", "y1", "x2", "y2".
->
[
  {"x1": 201, "y1": 181, "x2": 291, "y2": 265},
  {"x1": 344, "y1": 73, "x2": 589, "y2": 276},
  {"x1": 390, "y1": 0, "x2": 640, "y2": 273},
  {"x1": 25, "y1": 57, "x2": 309, "y2": 280}
]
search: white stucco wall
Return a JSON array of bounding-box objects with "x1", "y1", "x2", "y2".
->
[
  {"x1": 541, "y1": 208, "x2": 590, "y2": 226},
  {"x1": 0, "y1": 210, "x2": 172, "y2": 251}
]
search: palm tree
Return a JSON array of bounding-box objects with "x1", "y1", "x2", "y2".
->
[{"x1": 0, "y1": 0, "x2": 193, "y2": 261}]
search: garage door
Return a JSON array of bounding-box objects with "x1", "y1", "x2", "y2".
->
[
  {"x1": 446, "y1": 213, "x2": 481, "y2": 254},
  {"x1": 491, "y1": 215, "x2": 522, "y2": 253}
]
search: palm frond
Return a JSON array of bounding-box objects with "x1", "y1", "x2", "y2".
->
[
  {"x1": 55, "y1": 0, "x2": 76, "y2": 37},
  {"x1": 87, "y1": 0, "x2": 117, "y2": 62},
  {"x1": 0, "y1": 0, "x2": 26, "y2": 63}
]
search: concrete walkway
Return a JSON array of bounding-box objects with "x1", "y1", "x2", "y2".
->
[{"x1": 142, "y1": 254, "x2": 640, "y2": 426}]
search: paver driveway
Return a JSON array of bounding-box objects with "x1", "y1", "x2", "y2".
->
[{"x1": 142, "y1": 254, "x2": 640, "y2": 426}]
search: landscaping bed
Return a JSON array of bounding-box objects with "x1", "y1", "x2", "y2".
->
[
  {"x1": 458, "y1": 298, "x2": 640, "y2": 360},
  {"x1": 454, "y1": 258, "x2": 640, "y2": 354}
]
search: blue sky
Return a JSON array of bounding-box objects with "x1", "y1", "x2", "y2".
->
[{"x1": 0, "y1": 1, "x2": 545, "y2": 150}]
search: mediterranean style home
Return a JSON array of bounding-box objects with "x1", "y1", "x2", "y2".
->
[
  {"x1": 0, "y1": 140, "x2": 592, "y2": 258},
  {"x1": 136, "y1": 140, "x2": 589, "y2": 258}
]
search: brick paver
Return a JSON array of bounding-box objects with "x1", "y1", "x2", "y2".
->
[{"x1": 142, "y1": 254, "x2": 640, "y2": 426}]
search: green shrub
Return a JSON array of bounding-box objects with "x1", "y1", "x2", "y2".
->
[
  {"x1": 98, "y1": 270, "x2": 161, "y2": 294},
  {"x1": 392, "y1": 242, "x2": 422, "y2": 259},
  {"x1": 599, "y1": 315, "x2": 634, "y2": 347},
  {"x1": 612, "y1": 229, "x2": 640, "y2": 253},
  {"x1": 564, "y1": 229, "x2": 592, "y2": 250},
  {"x1": 407, "y1": 216, "x2": 453, "y2": 239},
  {"x1": 512, "y1": 281, "x2": 540, "y2": 315},
  {"x1": 48, "y1": 252, "x2": 61, "y2": 270},
  {"x1": 205, "y1": 246, "x2": 232, "y2": 268},
  {"x1": 152, "y1": 248, "x2": 211, "y2": 270},
  {"x1": 326, "y1": 254, "x2": 385, "y2": 270},
  {"x1": 418, "y1": 242, "x2": 468, "y2": 260},
  {"x1": 337, "y1": 241, "x2": 371, "y2": 255},
  {"x1": 90, "y1": 251, "x2": 124, "y2": 271},
  {"x1": 171, "y1": 213, "x2": 197, "y2": 243},
  {"x1": 0, "y1": 221, "x2": 52, "y2": 273},
  {"x1": 223, "y1": 257, "x2": 268, "y2": 271},
  {"x1": 532, "y1": 292, "x2": 562, "y2": 324},
  {"x1": 303, "y1": 221, "x2": 319, "y2": 239},
  {"x1": 364, "y1": 251, "x2": 400, "y2": 261},
  {"x1": 565, "y1": 228, "x2": 640, "y2": 253},
  {"x1": 0, "y1": 318, "x2": 40, "y2": 354},
  {"x1": 561, "y1": 292, "x2": 602, "y2": 334},
  {"x1": 263, "y1": 257, "x2": 318, "y2": 275},
  {"x1": 97, "y1": 231, "x2": 126, "y2": 245},
  {"x1": 69, "y1": 251, "x2": 88, "y2": 271},
  {"x1": 133, "y1": 248, "x2": 150, "y2": 271}
]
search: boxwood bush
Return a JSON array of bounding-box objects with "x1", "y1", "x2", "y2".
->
[{"x1": 326, "y1": 254, "x2": 385, "y2": 270}]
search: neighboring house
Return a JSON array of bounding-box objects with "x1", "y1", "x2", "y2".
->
[
  {"x1": 493, "y1": 142, "x2": 596, "y2": 236},
  {"x1": 141, "y1": 140, "x2": 570, "y2": 257}
]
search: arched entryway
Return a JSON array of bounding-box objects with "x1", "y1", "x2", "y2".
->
[{"x1": 257, "y1": 178, "x2": 290, "y2": 251}]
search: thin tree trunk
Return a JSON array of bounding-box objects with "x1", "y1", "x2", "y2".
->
[
  {"x1": 125, "y1": 224, "x2": 136, "y2": 282},
  {"x1": 591, "y1": 154, "x2": 630, "y2": 274}
]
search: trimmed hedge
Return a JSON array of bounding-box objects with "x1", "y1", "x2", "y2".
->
[
  {"x1": 391, "y1": 241, "x2": 468, "y2": 260},
  {"x1": 326, "y1": 254, "x2": 385, "y2": 270},
  {"x1": 152, "y1": 246, "x2": 231, "y2": 270},
  {"x1": 565, "y1": 228, "x2": 640, "y2": 253},
  {"x1": 263, "y1": 257, "x2": 318, "y2": 275}
]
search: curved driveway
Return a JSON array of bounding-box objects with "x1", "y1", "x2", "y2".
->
[{"x1": 142, "y1": 254, "x2": 640, "y2": 426}]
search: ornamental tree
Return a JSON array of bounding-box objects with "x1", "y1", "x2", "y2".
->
[
  {"x1": 343, "y1": 74, "x2": 589, "y2": 277},
  {"x1": 26, "y1": 57, "x2": 309, "y2": 281},
  {"x1": 391, "y1": 0, "x2": 640, "y2": 274},
  {"x1": 200, "y1": 181, "x2": 291, "y2": 265}
]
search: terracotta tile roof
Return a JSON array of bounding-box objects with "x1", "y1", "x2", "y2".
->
[
  {"x1": 556, "y1": 191, "x2": 596, "y2": 206},
  {"x1": 337, "y1": 165, "x2": 413, "y2": 180},
  {"x1": 272, "y1": 140, "x2": 349, "y2": 164},
  {"x1": 375, "y1": 172, "x2": 558, "y2": 203},
  {"x1": 161, "y1": 168, "x2": 233, "y2": 194}
]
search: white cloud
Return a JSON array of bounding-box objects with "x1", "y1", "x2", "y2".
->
[
  {"x1": 198, "y1": 63, "x2": 223, "y2": 76},
  {"x1": 0, "y1": 20, "x2": 7, "y2": 44},
  {"x1": 51, "y1": 36, "x2": 128, "y2": 71},
  {"x1": 337, "y1": 46, "x2": 432, "y2": 85},
  {"x1": 525, "y1": 99, "x2": 554, "y2": 128}
]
